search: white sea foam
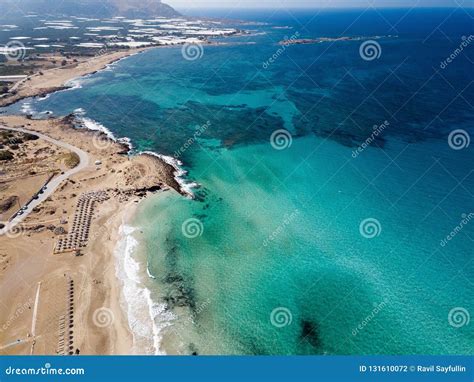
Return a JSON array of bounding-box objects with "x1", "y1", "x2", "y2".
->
[
  {"x1": 139, "y1": 151, "x2": 197, "y2": 198},
  {"x1": 64, "y1": 77, "x2": 84, "y2": 90},
  {"x1": 42, "y1": 45, "x2": 148, "y2": 99},
  {"x1": 73, "y1": 109, "x2": 194, "y2": 197},
  {"x1": 146, "y1": 262, "x2": 156, "y2": 279},
  {"x1": 72, "y1": 110, "x2": 133, "y2": 151},
  {"x1": 81, "y1": 116, "x2": 116, "y2": 140},
  {"x1": 20, "y1": 102, "x2": 34, "y2": 115},
  {"x1": 73, "y1": 107, "x2": 86, "y2": 116},
  {"x1": 37, "y1": 94, "x2": 50, "y2": 101},
  {"x1": 114, "y1": 224, "x2": 175, "y2": 355}
]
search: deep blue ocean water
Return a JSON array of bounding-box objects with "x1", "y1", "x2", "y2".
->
[{"x1": 4, "y1": 8, "x2": 473, "y2": 355}]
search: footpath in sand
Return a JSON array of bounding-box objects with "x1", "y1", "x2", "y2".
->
[{"x1": 0, "y1": 115, "x2": 180, "y2": 355}]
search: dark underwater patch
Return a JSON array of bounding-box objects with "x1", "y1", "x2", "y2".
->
[{"x1": 300, "y1": 320, "x2": 322, "y2": 350}]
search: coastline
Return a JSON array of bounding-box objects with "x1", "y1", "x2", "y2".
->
[
  {"x1": 0, "y1": 44, "x2": 200, "y2": 355},
  {"x1": 112, "y1": 202, "x2": 176, "y2": 355},
  {"x1": 0, "y1": 47, "x2": 153, "y2": 108},
  {"x1": 0, "y1": 41, "x2": 246, "y2": 109},
  {"x1": 0, "y1": 113, "x2": 179, "y2": 355}
]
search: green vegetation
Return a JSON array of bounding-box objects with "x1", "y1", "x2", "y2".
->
[
  {"x1": 0, "y1": 195, "x2": 18, "y2": 213},
  {"x1": 22, "y1": 132, "x2": 39, "y2": 141},
  {"x1": 0, "y1": 150, "x2": 14, "y2": 161},
  {"x1": 0, "y1": 85, "x2": 9, "y2": 94},
  {"x1": 0, "y1": 63, "x2": 33, "y2": 76},
  {"x1": 0, "y1": 131, "x2": 38, "y2": 147},
  {"x1": 63, "y1": 152, "x2": 80, "y2": 168}
]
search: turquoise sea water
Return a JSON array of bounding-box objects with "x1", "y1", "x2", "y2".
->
[{"x1": 4, "y1": 9, "x2": 473, "y2": 355}]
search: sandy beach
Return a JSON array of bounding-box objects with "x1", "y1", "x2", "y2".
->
[
  {"x1": 0, "y1": 102, "x2": 180, "y2": 354},
  {"x1": 0, "y1": 47, "x2": 151, "y2": 108}
]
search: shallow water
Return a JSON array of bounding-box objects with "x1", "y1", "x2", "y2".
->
[{"x1": 5, "y1": 8, "x2": 474, "y2": 355}]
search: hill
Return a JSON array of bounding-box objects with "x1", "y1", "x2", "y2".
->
[{"x1": 3, "y1": 0, "x2": 180, "y2": 18}]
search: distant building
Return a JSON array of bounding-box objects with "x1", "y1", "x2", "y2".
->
[{"x1": 0, "y1": 75, "x2": 27, "y2": 83}]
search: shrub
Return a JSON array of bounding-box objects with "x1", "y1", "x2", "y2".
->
[
  {"x1": 23, "y1": 133, "x2": 39, "y2": 141},
  {"x1": 0, "y1": 150, "x2": 14, "y2": 161},
  {"x1": 64, "y1": 152, "x2": 80, "y2": 168}
]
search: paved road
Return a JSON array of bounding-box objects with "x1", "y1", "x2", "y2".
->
[
  {"x1": 0, "y1": 125, "x2": 89, "y2": 236},
  {"x1": 0, "y1": 338, "x2": 28, "y2": 351},
  {"x1": 30, "y1": 282, "x2": 41, "y2": 355}
]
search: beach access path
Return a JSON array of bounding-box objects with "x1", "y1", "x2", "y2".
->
[{"x1": 0, "y1": 125, "x2": 90, "y2": 235}]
